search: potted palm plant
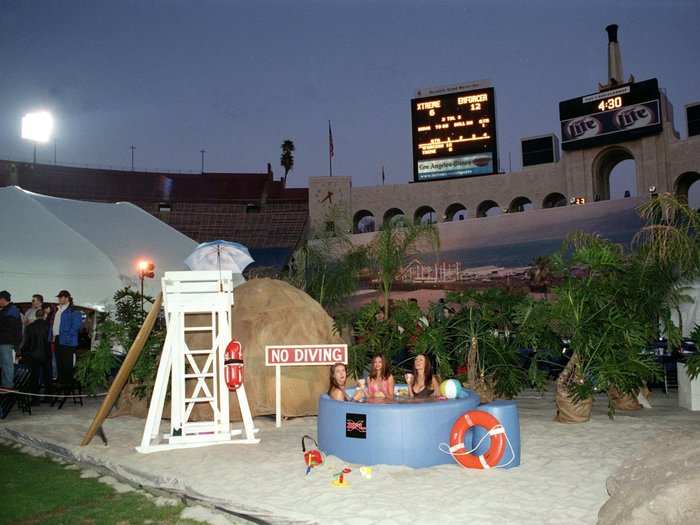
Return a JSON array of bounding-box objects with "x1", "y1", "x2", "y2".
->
[
  {"x1": 634, "y1": 194, "x2": 700, "y2": 411},
  {"x1": 519, "y1": 233, "x2": 659, "y2": 421}
]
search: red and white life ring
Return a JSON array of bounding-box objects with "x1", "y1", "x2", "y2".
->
[
  {"x1": 449, "y1": 410, "x2": 505, "y2": 469},
  {"x1": 224, "y1": 340, "x2": 244, "y2": 391}
]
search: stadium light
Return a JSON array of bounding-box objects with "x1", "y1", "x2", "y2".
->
[
  {"x1": 138, "y1": 259, "x2": 155, "y2": 278},
  {"x1": 137, "y1": 259, "x2": 155, "y2": 318},
  {"x1": 21, "y1": 111, "x2": 54, "y2": 163}
]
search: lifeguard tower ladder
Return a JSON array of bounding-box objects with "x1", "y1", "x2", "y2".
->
[{"x1": 137, "y1": 271, "x2": 259, "y2": 453}]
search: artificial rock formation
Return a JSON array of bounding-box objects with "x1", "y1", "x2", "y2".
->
[
  {"x1": 227, "y1": 278, "x2": 343, "y2": 420},
  {"x1": 597, "y1": 430, "x2": 700, "y2": 524}
]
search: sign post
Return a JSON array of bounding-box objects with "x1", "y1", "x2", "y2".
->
[{"x1": 265, "y1": 344, "x2": 348, "y2": 428}]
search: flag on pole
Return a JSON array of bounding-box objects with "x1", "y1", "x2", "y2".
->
[
  {"x1": 381, "y1": 165, "x2": 385, "y2": 185},
  {"x1": 328, "y1": 120, "x2": 334, "y2": 158}
]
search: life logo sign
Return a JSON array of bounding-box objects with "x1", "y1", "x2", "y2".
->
[
  {"x1": 265, "y1": 344, "x2": 348, "y2": 366},
  {"x1": 345, "y1": 413, "x2": 367, "y2": 439},
  {"x1": 614, "y1": 104, "x2": 654, "y2": 130},
  {"x1": 563, "y1": 116, "x2": 602, "y2": 140}
]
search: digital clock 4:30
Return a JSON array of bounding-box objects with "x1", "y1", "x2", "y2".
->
[{"x1": 598, "y1": 96, "x2": 623, "y2": 111}]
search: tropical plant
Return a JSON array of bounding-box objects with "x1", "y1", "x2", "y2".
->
[
  {"x1": 75, "y1": 287, "x2": 164, "y2": 397},
  {"x1": 287, "y1": 205, "x2": 367, "y2": 310},
  {"x1": 280, "y1": 139, "x2": 295, "y2": 184},
  {"x1": 447, "y1": 289, "x2": 535, "y2": 399},
  {"x1": 633, "y1": 193, "x2": 700, "y2": 345},
  {"x1": 74, "y1": 312, "x2": 118, "y2": 394},
  {"x1": 344, "y1": 301, "x2": 403, "y2": 379},
  {"x1": 412, "y1": 308, "x2": 457, "y2": 380},
  {"x1": 369, "y1": 217, "x2": 439, "y2": 318},
  {"x1": 520, "y1": 233, "x2": 660, "y2": 418},
  {"x1": 343, "y1": 299, "x2": 450, "y2": 381},
  {"x1": 634, "y1": 193, "x2": 700, "y2": 277}
]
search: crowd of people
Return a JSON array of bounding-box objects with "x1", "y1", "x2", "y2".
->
[
  {"x1": 328, "y1": 353, "x2": 441, "y2": 403},
  {"x1": 0, "y1": 289, "x2": 84, "y2": 404}
]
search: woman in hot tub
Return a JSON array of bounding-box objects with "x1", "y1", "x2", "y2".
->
[
  {"x1": 367, "y1": 354, "x2": 395, "y2": 401},
  {"x1": 328, "y1": 363, "x2": 365, "y2": 402},
  {"x1": 407, "y1": 353, "x2": 440, "y2": 399}
]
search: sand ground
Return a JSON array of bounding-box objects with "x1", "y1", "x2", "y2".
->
[{"x1": 1, "y1": 389, "x2": 698, "y2": 525}]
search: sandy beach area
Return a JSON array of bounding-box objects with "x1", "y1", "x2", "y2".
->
[{"x1": 1, "y1": 389, "x2": 698, "y2": 525}]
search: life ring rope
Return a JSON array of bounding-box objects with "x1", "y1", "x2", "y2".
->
[
  {"x1": 440, "y1": 410, "x2": 516, "y2": 470},
  {"x1": 444, "y1": 425, "x2": 505, "y2": 455},
  {"x1": 440, "y1": 428, "x2": 516, "y2": 469}
]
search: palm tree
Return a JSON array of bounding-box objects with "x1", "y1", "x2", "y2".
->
[
  {"x1": 280, "y1": 139, "x2": 295, "y2": 184},
  {"x1": 287, "y1": 205, "x2": 367, "y2": 310},
  {"x1": 634, "y1": 193, "x2": 700, "y2": 331},
  {"x1": 633, "y1": 193, "x2": 700, "y2": 377},
  {"x1": 369, "y1": 217, "x2": 439, "y2": 318},
  {"x1": 634, "y1": 192, "x2": 700, "y2": 277}
]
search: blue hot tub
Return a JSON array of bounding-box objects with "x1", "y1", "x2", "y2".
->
[{"x1": 317, "y1": 387, "x2": 480, "y2": 468}]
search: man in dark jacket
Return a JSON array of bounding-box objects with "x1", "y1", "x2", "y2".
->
[
  {"x1": 0, "y1": 290, "x2": 22, "y2": 389},
  {"x1": 19, "y1": 308, "x2": 50, "y2": 400}
]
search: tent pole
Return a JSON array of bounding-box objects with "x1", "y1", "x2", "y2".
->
[{"x1": 81, "y1": 293, "x2": 162, "y2": 446}]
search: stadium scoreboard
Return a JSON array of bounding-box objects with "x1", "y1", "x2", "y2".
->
[
  {"x1": 411, "y1": 85, "x2": 498, "y2": 182},
  {"x1": 559, "y1": 78, "x2": 662, "y2": 151}
]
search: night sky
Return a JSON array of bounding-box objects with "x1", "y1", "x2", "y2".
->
[{"x1": 1, "y1": 1, "x2": 698, "y2": 198}]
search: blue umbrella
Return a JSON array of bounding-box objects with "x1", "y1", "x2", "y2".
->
[{"x1": 184, "y1": 240, "x2": 254, "y2": 273}]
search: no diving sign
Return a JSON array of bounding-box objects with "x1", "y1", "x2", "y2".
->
[
  {"x1": 265, "y1": 344, "x2": 348, "y2": 428},
  {"x1": 265, "y1": 344, "x2": 348, "y2": 366}
]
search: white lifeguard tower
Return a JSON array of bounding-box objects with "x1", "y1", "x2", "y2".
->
[{"x1": 137, "y1": 271, "x2": 259, "y2": 453}]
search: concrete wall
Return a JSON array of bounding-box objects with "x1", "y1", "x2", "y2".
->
[{"x1": 310, "y1": 97, "x2": 700, "y2": 233}]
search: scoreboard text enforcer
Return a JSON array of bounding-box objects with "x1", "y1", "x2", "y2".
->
[
  {"x1": 411, "y1": 86, "x2": 498, "y2": 182},
  {"x1": 559, "y1": 78, "x2": 662, "y2": 151}
]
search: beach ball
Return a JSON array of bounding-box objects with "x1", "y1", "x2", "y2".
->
[{"x1": 439, "y1": 379, "x2": 461, "y2": 399}]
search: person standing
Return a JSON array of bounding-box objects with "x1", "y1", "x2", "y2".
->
[
  {"x1": 52, "y1": 290, "x2": 82, "y2": 388},
  {"x1": 0, "y1": 291, "x2": 22, "y2": 389},
  {"x1": 22, "y1": 294, "x2": 44, "y2": 326},
  {"x1": 19, "y1": 308, "x2": 50, "y2": 402}
]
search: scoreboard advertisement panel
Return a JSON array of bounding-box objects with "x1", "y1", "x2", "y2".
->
[
  {"x1": 559, "y1": 78, "x2": 662, "y2": 151},
  {"x1": 411, "y1": 86, "x2": 498, "y2": 182}
]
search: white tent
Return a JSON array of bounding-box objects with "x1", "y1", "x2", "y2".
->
[{"x1": 0, "y1": 186, "x2": 197, "y2": 310}]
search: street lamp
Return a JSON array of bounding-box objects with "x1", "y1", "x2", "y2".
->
[
  {"x1": 137, "y1": 259, "x2": 155, "y2": 318},
  {"x1": 21, "y1": 111, "x2": 54, "y2": 164}
]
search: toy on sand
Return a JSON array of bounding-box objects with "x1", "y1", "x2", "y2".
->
[
  {"x1": 302, "y1": 435, "x2": 323, "y2": 475},
  {"x1": 331, "y1": 467, "x2": 352, "y2": 488}
]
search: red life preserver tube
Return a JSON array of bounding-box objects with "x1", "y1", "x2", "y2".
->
[
  {"x1": 449, "y1": 410, "x2": 506, "y2": 469},
  {"x1": 224, "y1": 340, "x2": 244, "y2": 391}
]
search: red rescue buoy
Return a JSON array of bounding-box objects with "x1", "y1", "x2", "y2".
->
[
  {"x1": 224, "y1": 340, "x2": 244, "y2": 390},
  {"x1": 449, "y1": 410, "x2": 506, "y2": 469}
]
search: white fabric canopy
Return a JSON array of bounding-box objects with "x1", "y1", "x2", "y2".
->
[{"x1": 0, "y1": 186, "x2": 197, "y2": 310}]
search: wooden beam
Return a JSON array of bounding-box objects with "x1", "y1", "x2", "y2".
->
[{"x1": 81, "y1": 293, "x2": 163, "y2": 446}]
